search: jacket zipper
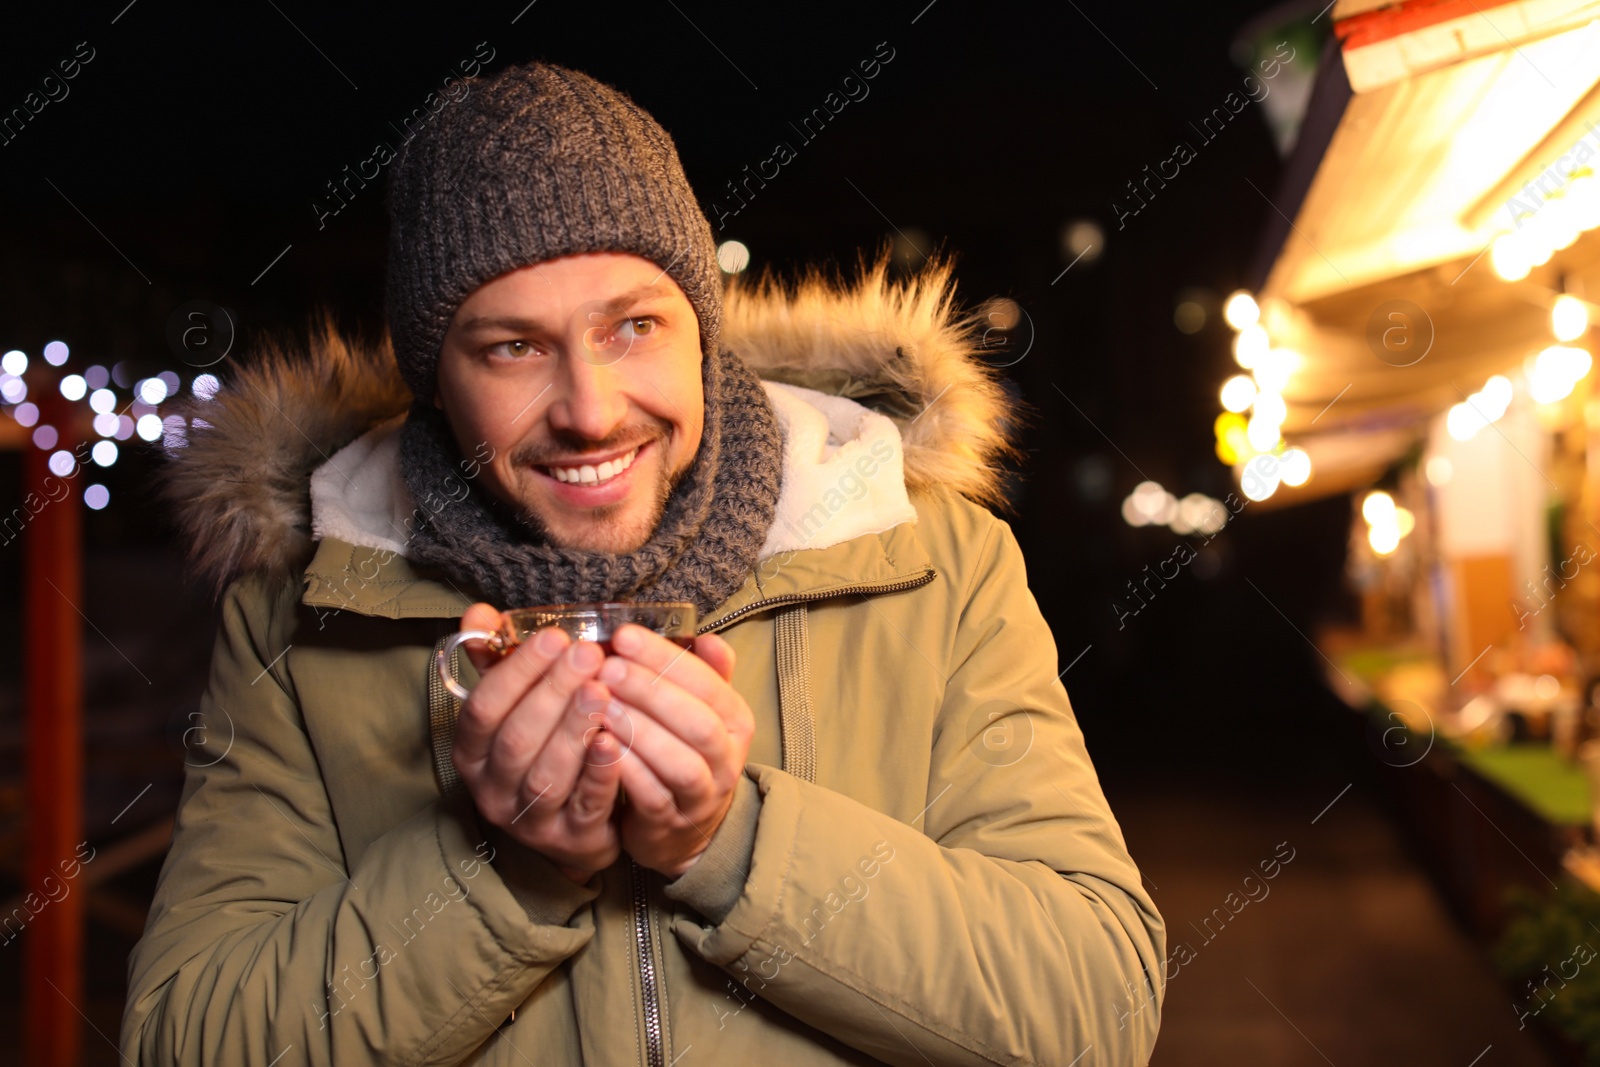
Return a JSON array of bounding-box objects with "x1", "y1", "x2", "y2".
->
[
  {"x1": 626, "y1": 567, "x2": 937, "y2": 1064},
  {"x1": 699, "y1": 569, "x2": 937, "y2": 634},
  {"x1": 631, "y1": 859, "x2": 666, "y2": 1067}
]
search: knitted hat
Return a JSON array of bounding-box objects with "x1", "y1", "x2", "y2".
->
[{"x1": 384, "y1": 61, "x2": 723, "y2": 402}]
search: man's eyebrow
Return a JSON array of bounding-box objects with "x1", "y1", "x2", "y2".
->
[
  {"x1": 455, "y1": 284, "x2": 675, "y2": 335},
  {"x1": 591, "y1": 282, "x2": 675, "y2": 316},
  {"x1": 454, "y1": 314, "x2": 553, "y2": 335}
]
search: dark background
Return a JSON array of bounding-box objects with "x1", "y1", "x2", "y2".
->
[{"x1": 1, "y1": 1, "x2": 1542, "y2": 1063}]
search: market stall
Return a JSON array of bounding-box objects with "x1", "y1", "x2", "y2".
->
[{"x1": 1218, "y1": 0, "x2": 1600, "y2": 989}]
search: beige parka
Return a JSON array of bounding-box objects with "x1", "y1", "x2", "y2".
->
[{"x1": 121, "y1": 259, "x2": 1165, "y2": 1066}]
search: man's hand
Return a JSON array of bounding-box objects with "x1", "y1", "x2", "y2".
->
[
  {"x1": 596, "y1": 623, "x2": 754, "y2": 878},
  {"x1": 451, "y1": 603, "x2": 623, "y2": 885}
]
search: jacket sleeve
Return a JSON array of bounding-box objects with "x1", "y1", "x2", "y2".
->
[
  {"x1": 664, "y1": 514, "x2": 1166, "y2": 1066},
  {"x1": 120, "y1": 574, "x2": 600, "y2": 1067}
]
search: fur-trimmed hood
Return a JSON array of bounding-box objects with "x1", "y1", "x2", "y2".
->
[{"x1": 161, "y1": 255, "x2": 1024, "y2": 597}]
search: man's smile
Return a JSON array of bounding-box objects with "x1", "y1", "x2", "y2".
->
[
  {"x1": 538, "y1": 441, "x2": 644, "y2": 486},
  {"x1": 530, "y1": 438, "x2": 658, "y2": 509}
]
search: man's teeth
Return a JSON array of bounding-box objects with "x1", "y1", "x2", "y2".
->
[{"x1": 547, "y1": 446, "x2": 640, "y2": 485}]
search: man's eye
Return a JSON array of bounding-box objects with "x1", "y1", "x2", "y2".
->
[
  {"x1": 618, "y1": 317, "x2": 656, "y2": 340},
  {"x1": 488, "y1": 340, "x2": 541, "y2": 359}
]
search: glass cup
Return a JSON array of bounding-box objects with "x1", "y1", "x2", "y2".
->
[{"x1": 436, "y1": 601, "x2": 697, "y2": 701}]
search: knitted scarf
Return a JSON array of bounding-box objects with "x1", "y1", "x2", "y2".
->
[{"x1": 397, "y1": 347, "x2": 783, "y2": 619}]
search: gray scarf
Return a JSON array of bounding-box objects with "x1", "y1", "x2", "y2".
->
[{"x1": 397, "y1": 347, "x2": 783, "y2": 618}]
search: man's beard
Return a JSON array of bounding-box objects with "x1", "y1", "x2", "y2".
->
[{"x1": 490, "y1": 432, "x2": 691, "y2": 555}]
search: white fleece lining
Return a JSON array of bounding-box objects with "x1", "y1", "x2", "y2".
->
[
  {"x1": 308, "y1": 381, "x2": 917, "y2": 564},
  {"x1": 756, "y1": 381, "x2": 917, "y2": 556}
]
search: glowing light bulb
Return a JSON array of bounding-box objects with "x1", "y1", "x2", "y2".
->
[
  {"x1": 1554, "y1": 295, "x2": 1590, "y2": 342},
  {"x1": 1279, "y1": 447, "x2": 1311, "y2": 487},
  {"x1": 1447, "y1": 402, "x2": 1487, "y2": 440},
  {"x1": 1362, "y1": 490, "x2": 1396, "y2": 525},
  {"x1": 1253, "y1": 349, "x2": 1296, "y2": 393},
  {"x1": 1530, "y1": 345, "x2": 1593, "y2": 404},
  {"x1": 1240, "y1": 454, "x2": 1280, "y2": 501},
  {"x1": 1252, "y1": 390, "x2": 1287, "y2": 427},
  {"x1": 1369, "y1": 523, "x2": 1400, "y2": 555},
  {"x1": 1480, "y1": 375, "x2": 1513, "y2": 419},
  {"x1": 1233, "y1": 324, "x2": 1269, "y2": 369},
  {"x1": 1220, "y1": 375, "x2": 1257, "y2": 413},
  {"x1": 1224, "y1": 291, "x2": 1260, "y2": 330},
  {"x1": 1246, "y1": 412, "x2": 1281, "y2": 451},
  {"x1": 1491, "y1": 233, "x2": 1532, "y2": 281}
]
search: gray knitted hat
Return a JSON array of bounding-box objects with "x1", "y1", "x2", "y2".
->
[{"x1": 384, "y1": 61, "x2": 723, "y2": 402}]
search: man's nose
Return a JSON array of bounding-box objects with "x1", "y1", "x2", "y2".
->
[{"x1": 544, "y1": 343, "x2": 628, "y2": 441}]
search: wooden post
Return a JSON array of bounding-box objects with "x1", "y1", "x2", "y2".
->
[{"x1": 23, "y1": 388, "x2": 84, "y2": 1067}]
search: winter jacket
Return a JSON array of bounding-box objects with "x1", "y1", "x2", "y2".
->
[{"x1": 121, "y1": 260, "x2": 1165, "y2": 1066}]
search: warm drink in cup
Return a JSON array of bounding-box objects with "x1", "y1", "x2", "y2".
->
[{"x1": 436, "y1": 601, "x2": 697, "y2": 701}]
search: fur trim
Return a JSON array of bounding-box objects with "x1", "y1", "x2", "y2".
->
[
  {"x1": 724, "y1": 251, "x2": 1025, "y2": 512},
  {"x1": 162, "y1": 256, "x2": 1024, "y2": 595},
  {"x1": 159, "y1": 313, "x2": 411, "y2": 596}
]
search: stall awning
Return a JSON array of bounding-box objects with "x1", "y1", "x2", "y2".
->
[{"x1": 1247, "y1": 0, "x2": 1600, "y2": 506}]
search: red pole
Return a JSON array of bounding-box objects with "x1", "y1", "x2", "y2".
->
[{"x1": 23, "y1": 388, "x2": 84, "y2": 1067}]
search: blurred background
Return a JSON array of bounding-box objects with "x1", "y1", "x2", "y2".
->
[{"x1": 4, "y1": 0, "x2": 1600, "y2": 1062}]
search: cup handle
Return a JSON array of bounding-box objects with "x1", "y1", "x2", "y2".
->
[{"x1": 437, "y1": 629, "x2": 501, "y2": 702}]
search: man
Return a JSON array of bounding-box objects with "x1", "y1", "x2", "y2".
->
[{"x1": 123, "y1": 61, "x2": 1165, "y2": 1065}]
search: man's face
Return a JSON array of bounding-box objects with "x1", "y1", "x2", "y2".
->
[{"x1": 434, "y1": 251, "x2": 706, "y2": 555}]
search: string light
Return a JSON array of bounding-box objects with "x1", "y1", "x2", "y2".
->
[
  {"x1": 0, "y1": 333, "x2": 192, "y2": 515},
  {"x1": 1491, "y1": 169, "x2": 1600, "y2": 282}
]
